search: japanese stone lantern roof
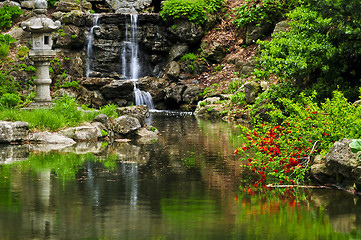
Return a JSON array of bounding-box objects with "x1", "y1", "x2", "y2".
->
[{"x1": 21, "y1": 0, "x2": 61, "y2": 33}]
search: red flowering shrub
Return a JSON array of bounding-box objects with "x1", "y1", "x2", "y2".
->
[{"x1": 238, "y1": 90, "x2": 361, "y2": 186}]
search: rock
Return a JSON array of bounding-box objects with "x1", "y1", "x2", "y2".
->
[
  {"x1": 55, "y1": 0, "x2": 91, "y2": 12},
  {"x1": 164, "y1": 84, "x2": 186, "y2": 108},
  {"x1": 62, "y1": 142, "x2": 104, "y2": 154},
  {"x1": 273, "y1": 20, "x2": 290, "y2": 35},
  {"x1": 0, "y1": 0, "x2": 21, "y2": 8},
  {"x1": 116, "y1": 105, "x2": 149, "y2": 126},
  {"x1": 80, "y1": 77, "x2": 113, "y2": 91},
  {"x1": 60, "y1": 125, "x2": 102, "y2": 141},
  {"x1": 165, "y1": 61, "x2": 181, "y2": 81},
  {"x1": 244, "y1": 82, "x2": 261, "y2": 104},
  {"x1": 169, "y1": 43, "x2": 189, "y2": 61},
  {"x1": 194, "y1": 97, "x2": 225, "y2": 119},
  {"x1": 100, "y1": 80, "x2": 134, "y2": 99},
  {"x1": 135, "y1": 127, "x2": 158, "y2": 143},
  {"x1": 168, "y1": 19, "x2": 204, "y2": 44},
  {"x1": 53, "y1": 24, "x2": 85, "y2": 49},
  {"x1": 105, "y1": 0, "x2": 152, "y2": 13},
  {"x1": 182, "y1": 84, "x2": 203, "y2": 107},
  {"x1": 29, "y1": 131, "x2": 76, "y2": 144},
  {"x1": 137, "y1": 76, "x2": 169, "y2": 103},
  {"x1": 200, "y1": 40, "x2": 229, "y2": 63},
  {"x1": 324, "y1": 139, "x2": 359, "y2": 179},
  {"x1": 245, "y1": 22, "x2": 274, "y2": 45},
  {"x1": 112, "y1": 115, "x2": 141, "y2": 135},
  {"x1": 60, "y1": 10, "x2": 87, "y2": 26},
  {"x1": 6, "y1": 27, "x2": 31, "y2": 46},
  {"x1": 21, "y1": 0, "x2": 35, "y2": 9},
  {"x1": 93, "y1": 114, "x2": 111, "y2": 129},
  {"x1": 0, "y1": 121, "x2": 28, "y2": 143},
  {"x1": 235, "y1": 60, "x2": 256, "y2": 76}
]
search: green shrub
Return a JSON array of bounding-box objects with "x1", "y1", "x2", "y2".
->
[
  {"x1": 233, "y1": 0, "x2": 302, "y2": 27},
  {"x1": 0, "y1": 6, "x2": 22, "y2": 30},
  {"x1": 0, "y1": 33, "x2": 16, "y2": 57},
  {"x1": 160, "y1": 0, "x2": 224, "y2": 24},
  {"x1": 99, "y1": 104, "x2": 118, "y2": 119},
  {"x1": 240, "y1": 90, "x2": 361, "y2": 186},
  {"x1": 0, "y1": 93, "x2": 22, "y2": 109}
]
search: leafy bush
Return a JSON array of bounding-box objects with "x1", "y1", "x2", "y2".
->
[
  {"x1": 257, "y1": 0, "x2": 361, "y2": 101},
  {"x1": 0, "y1": 34, "x2": 16, "y2": 57},
  {"x1": 160, "y1": 0, "x2": 224, "y2": 24},
  {"x1": 239, "y1": 90, "x2": 361, "y2": 185},
  {"x1": 99, "y1": 104, "x2": 118, "y2": 119},
  {"x1": 0, "y1": 93, "x2": 22, "y2": 109},
  {"x1": 0, "y1": 6, "x2": 22, "y2": 30},
  {"x1": 234, "y1": 0, "x2": 302, "y2": 27}
]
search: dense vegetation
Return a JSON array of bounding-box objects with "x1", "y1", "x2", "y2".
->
[
  {"x1": 160, "y1": 0, "x2": 224, "y2": 24},
  {"x1": 229, "y1": 0, "x2": 361, "y2": 185}
]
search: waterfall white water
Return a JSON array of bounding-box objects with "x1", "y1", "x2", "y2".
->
[
  {"x1": 86, "y1": 14, "x2": 100, "y2": 78},
  {"x1": 121, "y1": 14, "x2": 154, "y2": 109}
]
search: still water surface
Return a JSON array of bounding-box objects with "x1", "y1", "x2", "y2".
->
[{"x1": 0, "y1": 111, "x2": 360, "y2": 239}]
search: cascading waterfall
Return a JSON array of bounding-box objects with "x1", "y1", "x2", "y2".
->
[
  {"x1": 121, "y1": 14, "x2": 154, "y2": 109},
  {"x1": 86, "y1": 14, "x2": 100, "y2": 78}
]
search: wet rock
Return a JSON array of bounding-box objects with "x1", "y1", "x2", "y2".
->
[
  {"x1": 0, "y1": 121, "x2": 29, "y2": 143},
  {"x1": 80, "y1": 77, "x2": 113, "y2": 91},
  {"x1": 112, "y1": 115, "x2": 141, "y2": 135},
  {"x1": 60, "y1": 10, "x2": 87, "y2": 26},
  {"x1": 53, "y1": 24, "x2": 85, "y2": 49},
  {"x1": 182, "y1": 84, "x2": 203, "y2": 109},
  {"x1": 137, "y1": 76, "x2": 169, "y2": 103},
  {"x1": 116, "y1": 105, "x2": 149, "y2": 126},
  {"x1": 164, "y1": 84, "x2": 186, "y2": 108},
  {"x1": 100, "y1": 80, "x2": 134, "y2": 99}
]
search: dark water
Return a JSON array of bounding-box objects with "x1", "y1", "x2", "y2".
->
[{"x1": 0, "y1": 111, "x2": 360, "y2": 239}]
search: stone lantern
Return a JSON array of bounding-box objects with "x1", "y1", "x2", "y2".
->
[{"x1": 21, "y1": 0, "x2": 61, "y2": 107}]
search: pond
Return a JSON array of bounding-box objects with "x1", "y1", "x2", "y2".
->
[{"x1": 0, "y1": 111, "x2": 360, "y2": 239}]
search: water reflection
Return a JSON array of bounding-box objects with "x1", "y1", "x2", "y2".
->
[{"x1": 0, "y1": 112, "x2": 359, "y2": 239}]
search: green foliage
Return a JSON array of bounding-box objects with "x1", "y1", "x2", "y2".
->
[
  {"x1": 160, "y1": 0, "x2": 224, "y2": 24},
  {"x1": 350, "y1": 139, "x2": 361, "y2": 154},
  {"x1": 0, "y1": 34, "x2": 16, "y2": 57},
  {"x1": 47, "y1": 0, "x2": 60, "y2": 7},
  {"x1": 214, "y1": 64, "x2": 223, "y2": 72},
  {"x1": 257, "y1": 0, "x2": 361, "y2": 101},
  {"x1": 0, "y1": 72, "x2": 20, "y2": 96},
  {"x1": 101, "y1": 129, "x2": 108, "y2": 137},
  {"x1": 57, "y1": 80, "x2": 79, "y2": 89},
  {"x1": 230, "y1": 91, "x2": 246, "y2": 105},
  {"x1": 240, "y1": 90, "x2": 361, "y2": 185},
  {"x1": 99, "y1": 104, "x2": 118, "y2": 119},
  {"x1": 71, "y1": 34, "x2": 77, "y2": 39},
  {"x1": 0, "y1": 93, "x2": 22, "y2": 109},
  {"x1": 234, "y1": 0, "x2": 302, "y2": 27},
  {"x1": 181, "y1": 53, "x2": 198, "y2": 61},
  {"x1": 16, "y1": 45, "x2": 29, "y2": 58},
  {"x1": 0, "y1": 6, "x2": 22, "y2": 30}
]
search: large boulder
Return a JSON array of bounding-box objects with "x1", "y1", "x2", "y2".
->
[
  {"x1": 164, "y1": 84, "x2": 186, "y2": 108},
  {"x1": 100, "y1": 80, "x2": 134, "y2": 99},
  {"x1": 245, "y1": 22, "x2": 274, "y2": 45},
  {"x1": 167, "y1": 19, "x2": 204, "y2": 44},
  {"x1": 200, "y1": 40, "x2": 229, "y2": 63},
  {"x1": 116, "y1": 105, "x2": 149, "y2": 125},
  {"x1": 29, "y1": 131, "x2": 76, "y2": 144},
  {"x1": 112, "y1": 115, "x2": 141, "y2": 135},
  {"x1": 0, "y1": 121, "x2": 28, "y2": 143},
  {"x1": 324, "y1": 139, "x2": 359, "y2": 179},
  {"x1": 60, "y1": 125, "x2": 102, "y2": 141}
]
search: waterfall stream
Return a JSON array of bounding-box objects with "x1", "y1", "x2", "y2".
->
[
  {"x1": 86, "y1": 14, "x2": 154, "y2": 109},
  {"x1": 121, "y1": 14, "x2": 154, "y2": 109},
  {"x1": 86, "y1": 14, "x2": 100, "y2": 78}
]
